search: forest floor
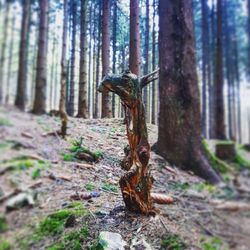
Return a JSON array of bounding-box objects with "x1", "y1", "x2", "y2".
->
[{"x1": 0, "y1": 106, "x2": 250, "y2": 250}]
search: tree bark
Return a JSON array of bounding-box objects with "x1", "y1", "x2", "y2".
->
[
  {"x1": 201, "y1": 0, "x2": 209, "y2": 138},
  {"x1": 77, "y1": 0, "x2": 88, "y2": 118},
  {"x1": 67, "y1": 0, "x2": 77, "y2": 116},
  {"x1": 98, "y1": 71, "x2": 153, "y2": 214},
  {"x1": 156, "y1": 0, "x2": 221, "y2": 184},
  {"x1": 151, "y1": 0, "x2": 157, "y2": 125},
  {"x1": 143, "y1": 0, "x2": 150, "y2": 121},
  {"x1": 0, "y1": 2, "x2": 10, "y2": 104},
  {"x1": 94, "y1": 1, "x2": 102, "y2": 119},
  {"x1": 6, "y1": 8, "x2": 16, "y2": 105},
  {"x1": 129, "y1": 0, "x2": 140, "y2": 75},
  {"x1": 59, "y1": 0, "x2": 69, "y2": 137},
  {"x1": 214, "y1": 0, "x2": 226, "y2": 139},
  {"x1": 32, "y1": 0, "x2": 49, "y2": 114},
  {"x1": 112, "y1": 0, "x2": 117, "y2": 117},
  {"x1": 248, "y1": 0, "x2": 250, "y2": 81},
  {"x1": 15, "y1": 0, "x2": 30, "y2": 110},
  {"x1": 87, "y1": 1, "x2": 93, "y2": 115},
  {"x1": 101, "y1": 0, "x2": 112, "y2": 118}
]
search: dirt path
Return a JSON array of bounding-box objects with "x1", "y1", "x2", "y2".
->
[{"x1": 0, "y1": 106, "x2": 250, "y2": 250}]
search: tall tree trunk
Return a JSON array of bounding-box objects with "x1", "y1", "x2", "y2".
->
[
  {"x1": 112, "y1": 0, "x2": 117, "y2": 117},
  {"x1": 214, "y1": 0, "x2": 226, "y2": 139},
  {"x1": 49, "y1": 36, "x2": 56, "y2": 110},
  {"x1": 15, "y1": 0, "x2": 30, "y2": 110},
  {"x1": 209, "y1": 0, "x2": 216, "y2": 138},
  {"x1": 151, "y1": 0, "x2": 157, "y2": 125},
  {"x1": 248, "y1": 0, "x2": 250, "y2": 81},
  {"x1": 143, "y1": 0, "x2": 150, "y2": 122},
  {"x1": 77, "y1": 0, "x2": 88, "y2": 118},
  {"x1": 201, "y1": 0, "x2": 209, "y2": 138},
  {"x1": 87, "y1": 2, "x2": 93, "y2": 115},
  {"x1": 232, "y1": 15, "x2": 241, "y2": 143},
  {"x1": 67, "y1": 0, "x2": 77, "y2": 116},
  {"x1": 0, "y1": 2, "x2": 10, "y2": 103},
  {"x1": 223, "y1": 1, "x2": 233, "y2": 140},
  {"x1": 32, "y1": 0, "x2": 49, "y2": 114},
  {"x1": 6, "y1": 8, "x2": 16, "y2": 105},
  {"x1": 156, "y1": 0, "x2": 221, "y2": 184},
  {"x1": 101, "y1": 0, "x2": 112, "y2": 118},
  {"x1": 129, "y1": 0, "x2": 140, "y2": 75},
  {"x1": 94, "y1": 1, "x2": 101, "y2": 119},
  {"x1": 59, "y1": 0, "x2": 69, "y2": 137}
]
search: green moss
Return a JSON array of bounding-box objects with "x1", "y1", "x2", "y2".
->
[
  {"x1": 48, "y1": 226, "x2": 89, "y2": 250},
  {"x1": 216, "y1": 140, "x2": 235, "y2": 146},
  {"x1": 0, "y1": 118, "x2": 12, "y2": 127},
  {"x1": 202, "y1": 140, "x2": 232, "y2": 173},
  {"x1": 36, "y1": 202, "x2": 88, "y2": 238},
  {"x1": 68, "y1": 138, "x2": 103, "y2": 162},
  {"x1": 85, "y1": 183, "x2": 95, "y2": 191},
  {"x1": 32, "y1": 168, "x2": 41, "y2": 179},
  {"x1": 234, "y1": 153, "x2": 250, "y2": 169},
  {"x1": 0, "y1": 216, "x2": 7, "y2": 233},
  {"x1": 161, "y1": 234, "x2": 185, "y2": 250},
  {"x1": 0, "y1": 239, "x2": 11, "y2": 250},
  {"x1": 101, "y1": 183, "x2": 118, "y2": 193},
  {"x1": 62, "y1": 153, "x2": 75, "y2": 162},
  {"x1": 48, "y1": 243, "x2": 65, "y2": 250},
  {"x1": 192, "y1": 183, "x2": 217, "y2": 193},
  {"x1": 169, "y1": 182, "x2": 190, "y2": 191},
  {"x1": 200, "y1": 237, "x2": 228, "y2": 250}
]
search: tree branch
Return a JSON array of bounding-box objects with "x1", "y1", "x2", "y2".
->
[{"x1": 140, "y1": 68, "x2": 159, "y2": 88}]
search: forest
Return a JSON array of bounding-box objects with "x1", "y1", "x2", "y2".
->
[{"x1": 0, "y1": 0, "x2": 250, "y2": 249}]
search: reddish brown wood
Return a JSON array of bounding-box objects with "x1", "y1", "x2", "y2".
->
[{"x1": 98, "y1": 70, "x2": 160, "y2": 214}]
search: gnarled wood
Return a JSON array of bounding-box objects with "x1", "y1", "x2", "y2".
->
[{"x1": 98, "y1": 70, "x2": 160, "y2": 214}]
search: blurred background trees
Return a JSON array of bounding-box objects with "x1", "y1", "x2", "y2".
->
[{"x1": 0, "y1": 0, "x2": 249, "y2": 144}]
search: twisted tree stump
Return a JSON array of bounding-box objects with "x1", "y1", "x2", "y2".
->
[{"x1": 98, "y1": 69, "x2": 172, "y2": 214}]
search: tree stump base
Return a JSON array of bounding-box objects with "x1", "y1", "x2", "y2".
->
[{"x1": 216, "y1": 142, "x2": 236, "y2": 161}]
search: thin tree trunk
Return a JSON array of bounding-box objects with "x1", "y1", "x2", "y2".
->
[
  {"x1": 15, "y1": 0, "x2": 30, "y2": 110},
  {"x1": 248, "y1": 0, "x2": 250, "y2": 81},
  {"x1": 224, "y1": 2, "x2": 233, "y2": 140},
  {"x1": 156, "y1": 0, "x2": 221, "y2": 184},
  {"x1": 201, "y1": 0, "x2": 209, "y2": 138},
  {"x1": 112, "y1": 0, "x2": 117, "y2": 117},
  {"x1": 129, "y1": 0, "x2": 140, "y2": 75},
  {"x1": 59, "y1": 0, "x2": 69, "y2": 137},
  {"x1": 232, "y1": 15, "x2": 241, "y2": 143},
  {"x1": 87, "y1": 2, "x2": 93, "y2": 115},
  {"x1": 0, "y1": 2, "x2": 10, "y2": 103},
  {"x1": 67, "y1": 0, "x2": 77, "y2": 116},
  {"x1": 214, "y1": 0, "x2": 226, "y2": 139},
  {"x1": 143, "y1": 0, "x2": 150, "y2": 121},
  {"x1": 94, "y1": 1, "x2": 101, "y2": 119},
  {"x1": 151, "y1": 0, "x2": 157, "y2": 125},
  {"x1": 5, "y1": 9, "x2": 16, "y2": 105},
  {"x1": 32, "y1": 0, "x2": 49, "y2": 114},
  {"x1": 209, "y1": 0, "x2": 216, "y2": 138},
  {"x1": 77, "y1": 0, "x2": 88, "y2": 118},
  {"x1": 101, "y1": 0, "x2": 112, "y2": 118},
  {"x1": 49, "y1": 36, "x2": 56, "y2": 110}
]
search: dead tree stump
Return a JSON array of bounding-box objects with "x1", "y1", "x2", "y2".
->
[
  {"x1": 98, "y1": 70, "x2": 159, "y2": 214},
  {"x1": 216, "y1": 142, "x2": 236, "y2": 161}
]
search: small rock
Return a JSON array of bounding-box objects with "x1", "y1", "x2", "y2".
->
[
  {"x1": 90, "y1": 191, "x2": 101, "y2": 198},
  {"x1": 6, "y1": 191, "x2": 35, "y2": 212},
  {"x1": 131, "y1": 237, "x2": 152, "y2": 250},
  {"x1": 99, "y1": 231, "x2": 127, "y2": 250}
]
